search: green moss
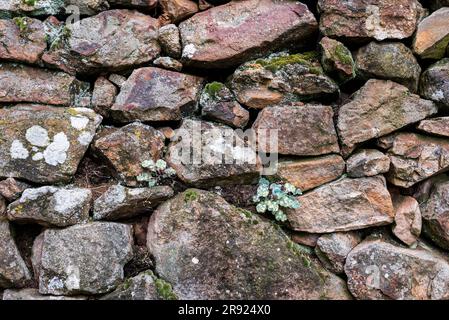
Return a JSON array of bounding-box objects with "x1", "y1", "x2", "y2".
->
[
  {"x1": 13, "y1": 17, "x2": 29, "y2": 33},
  {"x1": 204, "y1": 82, "x2": 224, "y2": 98},
  {"x1": 334, "y1": 44, "x2": 354, "y2": 66},
  {"x1": 22, "y1": 0, "x2": 36, "y2": 6},
  {"x1": 155, "y1": 278, "x2": 177, "y2": 300},
  {"x1": 184, "y1": 189, "x2": 199, "y2": 203},
  {"x1": 122, "y1": 278, "x2": 133, "y2": 290},
  {"x1": 255, "y1": 52, "x2": 322, "y2": 74}
]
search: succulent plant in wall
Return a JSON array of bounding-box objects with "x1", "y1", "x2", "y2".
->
[{"x1": 137, "y1": 159, "x2": 177, "y2": 187}]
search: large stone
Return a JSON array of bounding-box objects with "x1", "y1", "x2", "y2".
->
[
  {"x1": 0, "y1": 17, "x2": 46, "y2": 64},
  {"x1": 157, "y1": 24, "x2": 182, "y2": 58},
  {"x1": 0, "y1": 0, "x2": 65, "y2": 16},
  {"x1": 345, "y1": 238, "x2": 449, "y2": 300},
  {"x1": 337, "y1": 80, "x2": 437, "y2": 149},
  {"x1": 93, "y1": 185, "x2": 174, "y2": 221},
  {"x1": 252, "y1": 105, "x2": 340, "y2": 156},
  {"x1": 420, "y1": 58, "x2": 449, "y2": 108},
  {"x1": 0, "y1": 105, "x2": 102, "y2": 184},
  {"x1": 42, "y1": 10, "x2": 160, "y2": 75},
  {"x1": 33, "y1": 222, "x2": 133, "y2": 295},
  {"x1": 346, "y1": 149, "x2": 390, "y2": 178},
  {"x1": 147, "y1": 189, "x2": 351, "y2": 300},
  {"x1": 417, "y1": 117, "x2": 449, "y2": 137},
  {"x1": 355, "y1": 42, "x2": 421, "y2": 92},
  {"x1": 319, "y1": 37, "x2": 356, "y2": 84},
  {"x1": 413, "y1": 7, "x2": 449, "y2": 59},
  {"x1": 383, "y1": 132, "x2": 449, "y2": 188},
  {"x1": 0, "y1": 63, "x2": 90, "y2": 107},
  {"x1": 230, "y1": 52, "x2": 339, "y2": 109},
  {"x1": 275, "y1": 155, "x2": 345, "y2": 192},
  {"x1": 166, "y1": 119, "x2": 261, "y2": 187},
  {"x1": 7, "y1": 186, "x2": 92, "y2": 227},
  {"x1": 287, "y1": 176, "x2": 394, "y2": 233},
  {"x1": 2, "y1": 288, "x2": 87, "y2": 300},
  {"x1": 318, "y1": 0, "x2": 425, "y2": 42},
  {"x1": 0, "y1": 221, "x2": 31, "y2": 288},
  {"x1": 391, "y1": 194, "x2": 421, "y2": 246},
  {"x1": 93, "y1": 123, "x2": 165, "y2": 186},
  {"x1": 110, "y1": 67, "x2": 204, "y2": 122},
  {"x1": 179, "y1": 0, "x2": 318, "y2": 68},
  {"x1": 159, "y1": 0, "x2": 198, "y2": 24},
  {"x1": 0, "y1": 178, "x2": 29, "y2": 202}
]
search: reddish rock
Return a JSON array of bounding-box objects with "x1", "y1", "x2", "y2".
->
[
  {"x1": 417, "y1": 117, "x2": 449, "y2": 137},
  {"x1": 110, "y1": 67, "x2": 204, "y2": 122},
  {"x1": 153, "y1": 57, "x2": 183, "y2": 72},
  {"x1": 0, "y1": 178, "x2": 30, "y2": 202},
  {"x1": 291, "y1": 232, "x2": 320, "y2": 248},
  {"x1": 179, "y1": 0, "x2": 318, "y2": 68},
  {"x1": 159, "y1": 0, "x2": 198, "y2": 24},
  {"x1": 346, "y1": 149, "x2": 390, "y2": 178},
  {"x1": 92, "y1": 77, "x2": 117, "y2": 118},
  {"x1": 319, "y1": 37, "x2": 356, "y2": 84},
  {"x1": 391, "y1": 194, "x2": 421, "y2": 246}
]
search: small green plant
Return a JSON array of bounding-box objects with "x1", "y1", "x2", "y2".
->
[
  {"x1": 13, "y1": 17, "x2": 29, "y2": 33},
  {"x1": 204, "y1": 81, "x2": 224, "y2": 98},
  {"x1": 184, "y1": 189, "x2": 199, "y2": 203},
  {"x1": 252, "y1": 178, "x2": 301, "y2": 222},
  {"x1": 22, "y1": 0, "x2": 36, "y2": 6},
  {"x1": 136, "y1": 159, "x2": 176, "y2": 187}
]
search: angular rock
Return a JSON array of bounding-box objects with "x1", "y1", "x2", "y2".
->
[
  {"x1": 93, "y1": 185, "x2": 174, "y2": 221},
  {"x1": 384, "y1": 132, "x2": 449, "y2": 187},
  {"x1": 93, "y1": 123, "x2": 165, "y2": 186},
  {"x1": 153, "y1": 56, "x2": 183, "y2": 71},
  {"x1": 318, "y1": 0, "x2": 425, "y2": 41},
  {"x1": 200, "y1": 82, "x2": 249, "y2": 128},
  {"x1": 287, "y1": 176, "x2": 394, "y2": 233},
  {"x1": 413, "y1": 7, "x2": 449, "y2": 59},
  {"x1": 275, "y1": 155, "x2": 345, "y2": 192},
  {"x1": 0, "y1": 105, "x2": 102, "y2": 184},
  {"x1": 0, "y1": 195, "x2": 5, "y2": 218},
  {"x1": 291, "y1": 232, "x2": 320, "y2": 248},
  {"x1": 315, "y1": 232, "x2": 361, "y2": 274},
  {"x1": 167, "y1": 119, "x2": 261, "y2": 187},
  {"x1": 0, "y1": 0, "x2": 65, "y2": 16},
  {"x1": 252, "y1": 105, "x2": 340, "y2": 156},
  {"x1": 159, "y1": 0, "x2": 198, "y2": 24},
  {"x1": 0, "y1": 17, "x2": 46, "y2": 64},
  {"x1": 337, "y1": 79, "x2": 437, "y2": 149},
  {"x1": 0, "y1": 178, "x2": 29, "y2": 202},
  {"x1": 420, "y1": 58, "x2": 449, "y2": 108},
  {"x1": 179, "y1": 0, "x2": 318, "y2": 68},
  {"x1": 2, "y1": 288, "x2": 87, "y2": 300},
  {"x1": 0, "y1": 63, "x2": 90, "y2": 107},
  {"x1": 66, "y1": 0, "x2": 110, "y2": 15},
  {"x1": 345, "y1": 238, "x2": 449, "y2": 300},
  {"x1": 346, "y1": 149, "x2": 390, "y2": 178},
  {"x1": 34, "y1": 222, "x2": 133, "y2": 295},
  {"x1": 417, "y1": 117, "x2": 449, "y2": 137},
  {"x1": 391, "y1": 194, "x2": 421, "y2": 246},
  {"x1": 108, "y1": 73, "x2": 127, "y2": 88},
  {"x1": 7, "y1": 186, "x2": 92, "y2": 227},
  {"x1": 319, "y1": 37, "x2": 356, "y2": 84},
  {"x1": 355, "y1": 42, "x2": 421, "y2": 92},
  {"x1": 92, "y1": 76, "x2": 117, "y2": 117},
  {"x1": 147, "y1": 189, "x2": 351, "y2": 299},
  {"x1": 231, "y1": 52, "x2": 339, "y2": 108},
  {"x1": 157, "y1": 24, "x2": 182, "y2": 58},
  {"x1": 110, "y1": 67, "x2": 204, "y2": 122},
  {"x1": 43, "y1": 10, "x2": 160, "y2": 75},
  {"x1": 0, "y1": 221, "x2": 31, "y2": 288}
]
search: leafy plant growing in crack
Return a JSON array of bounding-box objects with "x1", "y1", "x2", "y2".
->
[
  {"x1": 252, "y1": 177, "x2": 302, "y2": 222},
  {"x1": 136, "y1": 159, "x2": 176, "y2": 187}
]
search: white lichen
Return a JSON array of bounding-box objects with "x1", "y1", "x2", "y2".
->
[
  {"x1": 182, "y1": 44, "x2": 197, "y2": 59},
  {"x1": 20, "y1": 186, "x2": 58, "y2": 203},
  {"x1": 10, "y1": 140, "x2": 29, "y2": 159},
  {"x1": 32, "y1": 152, "x2": 44, "y2": 161},
  {"x1": 43, "y1": 132, "x2": 70, "y2": 166},
  {"x1": 70, "y1": 116, "x2": 89, "y2": 131},
  {"x1": 77, "y1": 131, "x2": 94, "y2": 146},
  {"x1": 25, "y1": 125, "x2": 50, "y2": 147},
  {"x1": 54, "y1": 188, "x2": 91, "y2": 214}
]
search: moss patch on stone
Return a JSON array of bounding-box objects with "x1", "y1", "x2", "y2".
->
[
  {"x1": 334, "y1": 44, "x2": 354, "y2": 66},
  {"x1": 255, "y1": 52, "x2": 322, "y2": 74},
  {"x1": 184, "y1": 189, "x2": 199, "y2": 203},
  {"x1": 204, "y1": 82, "x2": 224, "y2": 98},
  {"x1": 13, "y1": 17, "x2": 29, "y2": 33},
  {"x1": 22, "y1": 0, "x2": 37, "y2": 6},
  {"x1": 155, "y1": 278, "x2": 177, "y2": 300}
]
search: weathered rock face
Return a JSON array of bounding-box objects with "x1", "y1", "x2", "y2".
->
[
  {"x1": 34, "y1": 222, "x2": 133, "y2": 295},
  {"x1": 0, "y1": 63, "x2": 90, "y2": 106},
  {"x1": 383, "y1": 132, "x2": 449, "y2": 188},
  {"x1": 200, "y1": 82, "x2": 249, "y2": 128},
  {"x1": 167, "y1": 119, "x2": 261, "y2": 187},
  {"x1": 346, "y1": 149, "x2": 390, "y2": 178},
  {"x1": 147, "y1": 189, "x2": 351, "y2": 300},
  {"x1": 153, "y1": 56, "x2": 183, "y2": 71},
  {"x1": 231, "y1": 53, "x2": 339, "y2": 109},
  {"x1": 275, "y1": 155, "x2": 345, "y2": 192},
  {"x1": 287, "y1": 176, "x2": 394, "y2": 233},
  {"x1": 319, "y1": 37, "x2": 356, "y2": 84},
  {"x1": 391, "y1": 194, "x2": 421, "y2": 246},
  {"x1": 108, "y1": 0, "x2": 157, "y2": 10},
  {"x1": 345, "y1": 238, "x2": 449, "y2": 300},
  {"x1": 355, "y1": 42, "x2": 421, "y2": 92},
  {"x1": 315, "y1": 232, "x2": 361, "y2": 274},
  {"x1": 0, "y1": 221, "x2": 31, "y2": 288},
  {"x1": 179, "y1": 0, "x2": 318, "y2": 68},
  {"x1": 43, "y1": 10, "x2": 160, "y2": 75},
  {"x1": 110, "y1": 67, "x2": 204, "y2": 122},
  {"x1": 0, "y1": 105, "x2": 102, "y2": 184},
  {"x1": 337, "y1": 80, "x2": 437, "y2": 149},
  {"x1": 7, "y1": 186, "x2": 92, "y2": 227},
  {"x1": 417, "y1": 117, "x2": 449, "y2": 137},
  {"x1": 92, "y1": 77, "x2": 117, "y2": 117},
  {"x1": 0, "y1": 0, "x2": 65, "y2": 16},
  {"x1": 93, "y1": 123, "x2": 165, "y2": 186},
  {"x1": 318, "y1": 0, "x2": 425, "y2": 42},
  {"x1": 93, "y1": 185, "x2": 174, "y2": 221},
  {"x1": 157, "y1": 24, "x2": 182, "y2": 58},
  {"x1": 420, "y1": 58, "x2": 449, "y2": 108},
  {"x1": 160, "y1": 0, "x2": 198, "y2": 24},
  {"x1": 2, "y1": 288, "x2": 87, "y2": 300},
  {"x1": 0, "y1": 195, "x2": 5, "y2": 218},
  {"x1": 0, "y1": 178, "x2": 30, "y2": 202},
  {"x1": 413, "y1": 7, "x2": 449, "y2": 59}
]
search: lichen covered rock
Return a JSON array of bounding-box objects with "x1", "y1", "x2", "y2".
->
[
  {"x1": 420, "y1": 58, "x2": 449, "y2": 109},
  {"x1": 319, "y1": 37, "x2": 356, "y2": 83},
  {"x1": 417, "y1": 117, "x2": 449, "y2": 137}
]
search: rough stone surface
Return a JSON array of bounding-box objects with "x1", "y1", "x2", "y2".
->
[
  {"x1": 100, "y1": 271, "x2": 164, "y2": 300},
  {"x1": 318, "y1": 0, "x2": 426, "y2": 41},
  {"x1": 93, "y1": 185, "x2": 174, "y2": 221},
  {"x1": 253, "y1": 105, "x2": 340, "y2": 156},
  {"x1": 275, "y1": 155, "x2": 345, "y2": 192},
  {"x1": 337, "y1": 79, "x2": 438, "y2": 149},
  {"x1": 417, "y1": 117, "x2": 449, "y2": 137},
  {"x1": 157, "y1": 24, "x2": 182, "y2": 58},
  {"x1": 7, "y1": 186, "x2": 92, "y2": 227},
  {"x1": 287, "y1": 176, "x2": 394, "y2": 233},
  {"x1": 34, "y1": 222, "x2": 133, "y2": 295},
  {"x1": 355, "y1": 42, "x2": 422, "y2": 92},
  {"x1": 153, "y1": 57, "x2": 183, "y2": 72},
  {"x1": 391, "y1": 194, "x2": 421, "y2": 246},
  {"x1": 93, "y1": 122, "x2": 165, "y2": 186},
  {"x1": 0, "y1": 178, "x2": 30, "y2": 202},
  {"x1": 159, "y1": 0, "x2": 198, "y2": 24},
  {"x1": 346, "y1": 149, "x2": 390, "y2": 178},
  {"x1": 0, "y1": 0, "x2": 66, "y2": 16},
  {"x1": 319, "y1": 37, "x2": 356, "y2": 84},
  {"x1": 420, "y1": 58, "x2": 449, "y2": 109},
  {"x1": 179, "y1": 0, "x2": 318, "y2": 68},
  {"x1": 110, "y1": 67, "x2": 204, "y2": 122},
  {"x1": 0, "y1": 105, "x2": 102, "y2": 184},
  {"x1": 0, "y1": 195, "x2": 5, "y2": 218},
  {"x1": 2, "y1": 288, "x2": 87, "y2": 300},
  {"x1": 92, "y1": 77, "x2": 117, "y2": 118},
  {"x1": 147, "y1": 189, "x2": 351, "y2": 300}
]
